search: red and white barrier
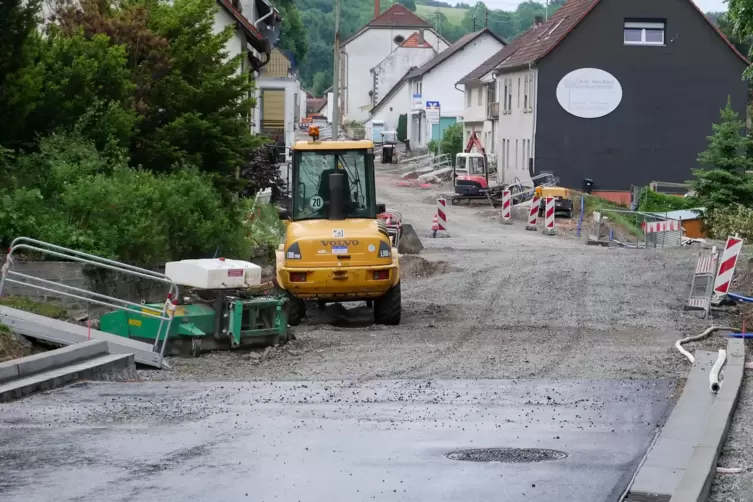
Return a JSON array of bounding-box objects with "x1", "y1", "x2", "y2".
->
[
  {"x1": 501, "y1": 190, "x2": 512, "y2": 224},
  {"x1": 644, "y1": 219, "x2": 682, "y2": 233},
  {"x1": 543, "y1": 196, "x2": 555, "y2": 235},
  {"x1": 436, "y1": 197, "x2": 447, "y2": 233},
  {"x1": 713, "y1": 235, "x2": 744, "y2": 297},
  {"x1": 526, "y1": 195, "x2": 540, "y2": 231}
]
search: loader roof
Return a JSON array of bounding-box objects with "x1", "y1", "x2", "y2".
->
[{"x1": 293, "y1": 140, "x2": 374, "y2": 151}]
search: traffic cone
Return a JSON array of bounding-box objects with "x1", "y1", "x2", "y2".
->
[{"x1": 431, "y1": 214, "x2": 439, "y2": 238}]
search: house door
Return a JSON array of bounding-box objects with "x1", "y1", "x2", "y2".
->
[{"x1": 432, "y1": 117, "x2": 457, "y2": 141}]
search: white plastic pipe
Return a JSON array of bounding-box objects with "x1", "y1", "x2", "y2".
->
[
  {"x1": 709, "y1": 348, "x2": 727, "y2": 393},
  {"x1": 675, "y1": 326, "x2": 740, "y2": 363},
  {"x1": 717, "y1": 467, "x2": 744, "y2": 474}
]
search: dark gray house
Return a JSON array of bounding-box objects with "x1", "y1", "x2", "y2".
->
[{"x1": 458, "y1": 0, "x2": 749, "y2": 201}]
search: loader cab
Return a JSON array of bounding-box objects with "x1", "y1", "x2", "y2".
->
[{"x1": 287, "y1": 131, "x2": 378, "y2": 222}]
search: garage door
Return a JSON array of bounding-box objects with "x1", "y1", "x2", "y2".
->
[{"x1": 261, "y1": 89, "x2": 285, "y2": 130}]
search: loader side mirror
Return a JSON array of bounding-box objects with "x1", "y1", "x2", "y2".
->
[
  {"x1": 278, "y1": 207, "x2": 291, "y2": 220},
  {"x1": 376, "y1": 203, "x2": 386, "y2": 214}
]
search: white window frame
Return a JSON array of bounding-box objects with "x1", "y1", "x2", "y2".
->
[
  {"x1": 503, "y1": 80, "x2": 509, "y2": 113},
  {"x1": 624, "y1": 21, "x2": 665, "y2": 46},
  {"x1": 466, "y1": 89, "x2": 471, "y2": 108},
  {"x1": 517, "y1": 77, "x2": 521, "y2": 108},
  {"x1": 507, "y1": 79, "x2": 512, "y2": 114},
  {"x1": 477, "y1": 87, "x2": 483, "y2": 106},
  {"x1": 523, "y1": 75, "x2": 529, "y2": 113},
  {"x1": 528, "y1": 74, "x2": 534, "y2": 112}
]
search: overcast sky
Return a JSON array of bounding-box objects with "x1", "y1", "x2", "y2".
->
[{"x1": 478, "y1": 0, "x2": 728, "y2": 14}]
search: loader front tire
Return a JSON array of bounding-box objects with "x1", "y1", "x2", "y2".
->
[
  {"x1": 287, "y1": 295, "x2": 306, "y2": 326},
  {"x1": 374, "y1": 282, "x2": 401, "y2": 326}
]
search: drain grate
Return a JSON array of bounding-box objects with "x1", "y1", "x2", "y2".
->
[{"x1": 444, "y1": 448, "x2": 569, "y2": 463}]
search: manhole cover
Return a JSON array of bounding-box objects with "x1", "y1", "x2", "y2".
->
[{"x1": 444, "y1": 448, "x2": 569, "y2": 463}]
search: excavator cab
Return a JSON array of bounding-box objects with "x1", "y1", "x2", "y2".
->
[
  {"x1": 275, "y1": 129, "x2": 402, "y2": 327},
  {"x1": 454, "y1": 132, "x2": 490, "y2": 196}
]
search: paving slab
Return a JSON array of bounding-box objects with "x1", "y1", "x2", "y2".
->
[
  {"x1": 0, "y1": 305, "x2": 162, "y2": 368},
  {"x1": 0, "y1": 378, "x2": 674, "y2": 502}
]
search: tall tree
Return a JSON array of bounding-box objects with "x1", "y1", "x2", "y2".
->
[
  {"x1": 690, "y1": 97, "x2": 753, "y2": 210},
  {"x1": 273, "y1": 0, "x2": 309, "y2": 66}
]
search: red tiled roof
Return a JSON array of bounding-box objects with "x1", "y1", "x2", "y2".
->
[
  {"x1": 458, "y1": 0, "x2": 748, "y2": 84},
  {"x1": 370, "y1": 4, "x2": 432, "y2": 28},
  {"x1": 401, "y1": 31, "x2": 433, "y2": 49}
]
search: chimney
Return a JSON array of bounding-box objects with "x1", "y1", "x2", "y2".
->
[
  {"x1": 375, "y1": 0, "x2": 380, "y2": 19},
  {"x1": 418, "y1": 29, "x2": 425, "y2": 45},
  {"x1": 534, "y1": 15, "x2": 544, "y2": 28}
]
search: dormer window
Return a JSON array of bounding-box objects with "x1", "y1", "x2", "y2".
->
[{"x1": 624, "y1": 20, "x2": 665, "y2": 46}]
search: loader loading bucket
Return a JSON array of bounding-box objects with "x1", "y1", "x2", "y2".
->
[{"x1": 398, "y1": 224, "x2": 423, "y2": 255}]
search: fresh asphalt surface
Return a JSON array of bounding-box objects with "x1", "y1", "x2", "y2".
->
[{"x1": 0, "y1": 379, "x2": 674, "y2": 502}]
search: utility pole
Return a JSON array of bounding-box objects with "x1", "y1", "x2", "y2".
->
[
  {"x1": 545, "y1": 0, "x2": 549, "y2": 21},
  {"x1": 332, "y1": 0, "x2": 341, "y2": 139}
]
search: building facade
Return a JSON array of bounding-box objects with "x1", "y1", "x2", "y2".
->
[
  {"x1": 339, "y1": 3, "x2": 449, "y2": 123},
  {"x1": 459, "y1": 0, "x2": 749, "y2": 197}
]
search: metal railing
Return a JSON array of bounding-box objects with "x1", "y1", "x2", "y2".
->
[
  {"x1": 586, "y1": 209, "x2": 683, "y2": 248},
  {"x1": 0, "y1": 237, "x2": 179, "y2": 366}
]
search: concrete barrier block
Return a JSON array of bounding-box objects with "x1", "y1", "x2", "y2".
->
[
  {"x1": 16, "y1": 340, "x2": 109, "y2": 378},
  {"x1": 0, "y1": 362, "x2": 20, "y2": 385}
]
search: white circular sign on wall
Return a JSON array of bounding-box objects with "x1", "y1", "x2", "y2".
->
[{"x1": 556, "y1": 68, "x2": 623, "y2": 119}]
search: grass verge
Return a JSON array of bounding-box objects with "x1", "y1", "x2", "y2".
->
[{"x1": 0, "y1": 296, "x2": 68, "y2": 319}]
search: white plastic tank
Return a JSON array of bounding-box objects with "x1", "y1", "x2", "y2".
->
[{"x1": 165, "y1": 258, "x2": 262, "y2": 289}]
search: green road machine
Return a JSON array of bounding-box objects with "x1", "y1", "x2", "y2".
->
[{"x1": 99, "y1": 258, "x2": 291, "y2": 357}]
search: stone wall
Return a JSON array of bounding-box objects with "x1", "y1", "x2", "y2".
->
[{"x1": 0, "y1": 257, "x2": 169, "y2": 313}]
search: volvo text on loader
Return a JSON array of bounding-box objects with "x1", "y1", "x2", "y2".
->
[{"x1": 276, "y1": 126, "x2": 401, "y2": 327}]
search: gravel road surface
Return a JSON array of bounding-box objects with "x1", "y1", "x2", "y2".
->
[
  {"x1": 0, "y1": 379, "x2": 674, "y2": 502},
  {"x1": 139, "y1": 168, "x2": 709, "y2": 382}
]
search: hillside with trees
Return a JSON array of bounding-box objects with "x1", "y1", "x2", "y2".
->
[{"x1": 293, "y1": 0, "x2": 566, "y2": 96}]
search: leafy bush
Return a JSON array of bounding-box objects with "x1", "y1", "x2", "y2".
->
[
  {"x1": 704, "y1": 204, "x2": 753, "y2": 241},
  {"x1": 440, "y1": 123, "x2": 464, "y2": 165},
  {"x1": 0, "y1": 133, "x2": 254, "y2": 264},
  {"x1": 637, "y1": 189, "x2": 699, "y2": 213}
]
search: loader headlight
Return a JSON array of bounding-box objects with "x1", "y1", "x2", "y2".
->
[
  {"x1": 378, "y1": 240, "x2": 392, "y2": 258},
  {"x1": 286, "y1": 242, "x2": 302, "y2": 260}
]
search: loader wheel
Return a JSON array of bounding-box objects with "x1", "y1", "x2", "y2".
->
[
  {"x1": 287, "y1": 295, "x2": 306, "y2": 326},
  {"x1": 374, "y1": 282, "x2": 401, "y2": 326}
]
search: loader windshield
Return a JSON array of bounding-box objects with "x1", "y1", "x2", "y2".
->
[{"x1": 292, "y1": 149, "x2": 376, "y2": 221}]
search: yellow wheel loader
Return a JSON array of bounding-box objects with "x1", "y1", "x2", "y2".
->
[{"x1": 275, "y1": 126, "x2": 401, "y2": 326}]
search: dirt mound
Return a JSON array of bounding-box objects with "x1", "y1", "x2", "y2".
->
[
  {"x1": 400, "y1": 255, "x2": 450, "y2": 279},
  {"x1": 0, "y1": 325, "x2": 32, "y2": 363}
]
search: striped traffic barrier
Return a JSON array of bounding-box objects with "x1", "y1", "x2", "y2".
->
[
  {"x1": 501, "y1": 190, "x2": 512, "y2": 225},
  {"x1": 644, "y1": 220, "x2": 682, "y2": 233},
  {"x1": 525, "y1": 195, "x2": 540, "y2": 231},
  {"x1": 542, "y1": 196, "x2": 556, "y2": 235},
  {"x1": 713, "y1": 235, "x2": 744, "y2": 300},
  {"x1": 685, "y1": 247, "x2": 718, "y2": 318},
  {"x1": 437, "y1": 197, "x2": 447, "y2": 234}
]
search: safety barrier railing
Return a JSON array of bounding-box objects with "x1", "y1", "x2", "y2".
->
[
  {"x1": 0, "y1": 237, "x2": 178, "y2": 366},
  {"x1": 586, "y1": 209, "x2": 683, "y2": 248}
]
